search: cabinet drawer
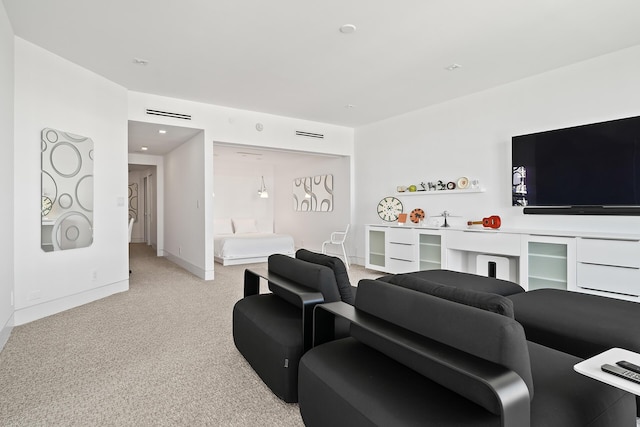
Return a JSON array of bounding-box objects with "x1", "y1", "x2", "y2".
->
[
  {"x1": 447, "y1": 231, "x2": 520, "y2": 256},
  {"x1": 388, "y1": 242, "x2": 415, "y2": 260},
  {"x1": 577, "y1": 263, "x2": 640, "y2": 296},
  {"x1": 577, "y1": 238, "x2": 640, "y2": 268},
  {"x1": 387, "y1": 257, "x2": 417, "y2": 274},
  {"x1": 386, "y1": 228, "x2": 415, "y2": 245}
]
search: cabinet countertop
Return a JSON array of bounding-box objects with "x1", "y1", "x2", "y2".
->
[{"x1": 366, "y1": 223, "x2": 640, "y2": 241}]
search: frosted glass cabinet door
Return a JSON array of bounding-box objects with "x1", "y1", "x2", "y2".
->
[
  {"x1": 367, "y1": 228, "x2": 386, "y2": 269},
  {"x1": 521, "y1": 236, "x2": 576, "y2": 291},
  {"x1": 418, "y1": 232, "x2": 443, "y2": 271}
]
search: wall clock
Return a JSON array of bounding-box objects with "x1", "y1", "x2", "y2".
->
[
  {"x1": 377, "y1": 196, "x2": 403, "y2": 222},
  {"x1": 410, "y1": 208, "x2": 425, "y2": 223}
]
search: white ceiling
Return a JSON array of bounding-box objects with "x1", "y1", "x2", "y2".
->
[
  {"x1": 127, "y1": 121, "x2": 202, "y2": 156},
  {"x1": 5, "y1": 0, "x2": 640, "y2": 129}
]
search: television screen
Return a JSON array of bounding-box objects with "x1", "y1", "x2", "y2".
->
[{"x1": 512, "y1": 115, "x2": 640, "y2": 213}]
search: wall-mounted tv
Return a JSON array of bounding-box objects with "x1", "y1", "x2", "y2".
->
[{"x1": 512, "y1": 115, "x2": 640, "y2": 215}]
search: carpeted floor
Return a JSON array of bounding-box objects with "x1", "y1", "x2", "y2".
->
[{"x1": 0, "y1": 244, "x2": 380, "y2": 426}]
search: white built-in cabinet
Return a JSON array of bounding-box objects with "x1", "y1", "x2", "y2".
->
[
  {"x1": 365, "y1": 224, "x2": 640, "y2": 302},
  {"x1": 519, "y1": 235, "x2": 575, "y2": 292},
  {"x1": 575, "y1": 237, "x2": 640, "y2": 299},
  {"x1": 366, "y1": 225, "x2": 444, "y2": 274}
]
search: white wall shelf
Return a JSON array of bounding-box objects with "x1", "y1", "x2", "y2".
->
[{"x1": 395, "y1": 188, "x2": 485, "y2": 196}]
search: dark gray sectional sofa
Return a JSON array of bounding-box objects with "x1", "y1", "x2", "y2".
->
[
  {"x1": 233, "y1": 251, "x2": 640, "y2": 424},
  {"x1": 232, "y1": 249, "x2": 356, "y2": 402},
  {"x1": 298, "y1": 276, "x2": 637, "y2": 426}
]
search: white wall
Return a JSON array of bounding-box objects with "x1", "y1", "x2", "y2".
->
[
  {"x1": 164, "y1": 131, "x2": 210, "y2": 278},
  {"x1": 0, "y1": 3, "x2": 15, "y2": 349},
  {"x1": 13, "y1": 38, "x2": 129, "y2": 325},
  {"x1": 213, "y1": 160, "x2": 275, "y2": 231},
  {"x1": 128, "y1": 91, "x2": 354, "y2": 279},
  {"x1": 275, "y1": 156, "x2": 351, "y2": 254},
  {"x1": 353, "y1": 45, "x2": 640, "y2": 264}
]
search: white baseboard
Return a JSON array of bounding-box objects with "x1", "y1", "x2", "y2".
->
[
  {"x1": 0, "y1": 313, "x2": 14, "y2": 352},
  {"x1": 14, "y1": 279, "x2": 129, "y2": 326},
  {"x1": 164, "y1": 252, "x2": 214, "y2": 281}
]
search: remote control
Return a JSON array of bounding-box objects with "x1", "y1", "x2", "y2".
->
[
  {"x1": 616, "y1": 360, "x2": 640, "y2": 375},
  {"x1": 601, "y1": 364, "x2": 640, "y2": 385}
]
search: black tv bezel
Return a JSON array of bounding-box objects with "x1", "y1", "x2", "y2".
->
[{"x1": 513, "y1": 115, "x2": 640, "y2": 216}]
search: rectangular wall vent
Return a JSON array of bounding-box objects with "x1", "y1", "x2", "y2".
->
[
  {"x1": 145, "y1": 109, "x2": 192, "y2": 120},
  {"x1": 295, "y1": 130, "x2": 324, "y2": 139}
]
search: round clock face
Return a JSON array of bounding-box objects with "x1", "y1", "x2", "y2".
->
[
  {"x1": 410, "y1": 208, "x2": 425, "y2": 223},
  {"x1": 377, "y1": 197, "x2": 403, "y2": 222}
]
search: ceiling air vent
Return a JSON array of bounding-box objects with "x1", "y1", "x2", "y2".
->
[
  {"x1": 295, "y1": 130, "x2": 324, "y2": 139},
  {"x1": 145, "y1": 109, "x2": 192, "y2": 121}
]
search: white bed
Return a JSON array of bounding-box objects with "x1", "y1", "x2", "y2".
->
[{"x1": 214, "y1": 218, "x2": 295, "y2": 266}]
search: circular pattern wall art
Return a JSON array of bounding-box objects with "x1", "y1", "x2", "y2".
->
[{"x1": 41, "y1": 128, "x2": 94, "y2": 251}]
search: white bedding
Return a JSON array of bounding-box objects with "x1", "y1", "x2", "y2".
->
[{"x1": 214, "y1": 233, "x2": 295, "y2": 266}]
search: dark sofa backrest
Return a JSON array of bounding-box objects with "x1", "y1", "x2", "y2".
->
[
  {"x1": 352, "y1": 279, "x2": 534, "y2": 414},
  {"x1": 386, "y1": 274, "x2": 515, "y2": 318},
  {"x1": 409, "y1": 269, "x2": 525, "y2": 295},
  {"x1": 295, "y1": 249, "x2": 354, "y2": 304},
  {"x1": 268, "y1": 254, "x2": 341, "y2": 303}
]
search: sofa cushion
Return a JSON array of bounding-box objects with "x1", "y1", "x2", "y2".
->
[
  {"x1": 352, "y1": 279, "x2": 533, "y2": 413},
  {"x1": 232, "y1": 294, "x2": 303, "y2": 402},
  {"x1": 300, "y1": 337, "x2": 635, "y2": 427},
  {"x1": 299, "y1": 338, "x2": 500, "y2": 427},
  {"x1": 527, "y1": 341, "x2": 635, "y2": 427},
  {"x1": 508, "y1": 288, "x2": 640, "y2": 358},
  {"x1": 386, "y1": 274, "x2": 515, "y2": 318},
  {"x1": 268, "y1": 254, "x2": 341, "y2": 303},
  {"x1": 380, "y1": 269, "x2": 525, "y2": 296},
  {"x1": 295, "y1": 249, "x2": 354, "y2": 304}
]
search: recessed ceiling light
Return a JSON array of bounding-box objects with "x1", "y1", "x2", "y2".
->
[
  {"x1": 158, "y1": 129, "x2": 167, "y2": 134},
  {"x1": 133, "y1": 58, "x2": 149, "y2": 65},
  {"x1": 445, "y1": 63, "x2": 462, "y2": 71},
  {"x1": 141, "y1": 146, "x2": 148, "y2": 151},
  {"x1": 339, "y1": 24, "x2": 357, "y2": 34},
  {"x1": 345, "y1": 104, "x2": 355, "y2": 109}
]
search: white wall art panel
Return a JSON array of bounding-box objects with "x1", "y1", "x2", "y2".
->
[
  {"x1": 293, "y1": 174, "x2": 333, "y2": 212},
  {"x1": 41, "y1": 128, "x2": 94, "y2": 251}
]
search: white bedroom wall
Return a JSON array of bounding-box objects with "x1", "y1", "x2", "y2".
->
[
  {"x1": 353, "y1": 45, "x2": 640, "y2": 264},
  {"x1": 13, "y1": 38, "x2": 129, "y2": 325},
  {"x1": 0, "y1": 3, "x2": 15, "y2": 349},
  {"x1": 274, "y1": 155, "x2": 351, "y2": 254},
  {"x1": 213, "y1": 159, "x2": 275, "y2": 231}
]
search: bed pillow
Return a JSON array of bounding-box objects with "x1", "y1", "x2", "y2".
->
[
  {"x1": 214, "y1": 218, "x2": 233, "y2": 235},
  {"x1": 233, "y1": 218, "x2": 259, "y2": 234}
]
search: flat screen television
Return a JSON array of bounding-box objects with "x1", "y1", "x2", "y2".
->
[{"x1": 512, "y1": 115, "x2": 640, "y2": 215}]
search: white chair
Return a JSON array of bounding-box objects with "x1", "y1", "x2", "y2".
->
[
  {"x1": 128, "y1": 217, "x2": 134, "y2": 243},
  {"x1": 322, "y1": 224, "x2": 350, "y2": 269},
  {"x1": 128, "y1": 217, "x2": 134, "y2": 274}
]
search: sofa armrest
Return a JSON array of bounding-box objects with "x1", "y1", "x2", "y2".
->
[
  {"x1": 245, "y1": 268, "x2": 324, "y2": 351},
  {"x1": 313, "y1": 302, "x2": 531, "y2": 427}
]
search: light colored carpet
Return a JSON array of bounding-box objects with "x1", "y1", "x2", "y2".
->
[{"x1": 0, "y1": 244, "x2": 380, "y2": 426}]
